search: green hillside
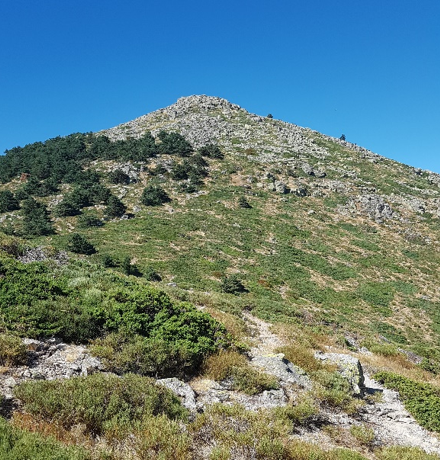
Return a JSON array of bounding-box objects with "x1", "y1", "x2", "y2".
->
[{"x1": 1, "y1": 95, "x2": 440, "y2": 459}]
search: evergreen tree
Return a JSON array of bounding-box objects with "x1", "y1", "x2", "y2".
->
[
  {"x1": 106, "y1": 195, "x2": 126, "y2": 218},
  {"x1": 21, "y1": 198, "x2": 53, "y2": 236},
  {"x1": 0, "y1": 191, "x2": 20, "y2": 213},
  {"x1": 141, "y1": 185, "x2": 170, "y2": 206},
  {"x1": 67, "y1": 233, "x2": 96, "y2": 254},
  {"x1": 157, "y1": 131, "x2": 193, "y2": 157}
]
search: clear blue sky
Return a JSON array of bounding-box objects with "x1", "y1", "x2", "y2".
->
[{"x1": 1, "y1": 1, "x2": 439, "y2": 171}]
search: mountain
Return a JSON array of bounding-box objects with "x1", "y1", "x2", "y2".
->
[{"x1": 1, "y1": 95, "x2": 440, "y2": 459}]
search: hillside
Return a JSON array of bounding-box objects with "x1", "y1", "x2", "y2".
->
[{"x1": 1, "y1": 95, "x2": 440, "y2": 459}]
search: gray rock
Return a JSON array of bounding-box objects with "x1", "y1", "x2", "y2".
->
[
  {"x1": 291, "y1": 186, "x2": 309, "y2": 197},
  {"x1": 315, "y1": 352, "x2": 365, "y2": 395},
  {"x1": 301, "y1": 163, "x2": 315, "y2": 176},
  {"x1": 157, "y1": 378, "x2": 197, "y2": 412},
  {"x1": 274, "y1": 181, "x2": 289, "y2": 194},
  {"x1": 251, "y1": 353, "x2": 311, "y2": 389}
]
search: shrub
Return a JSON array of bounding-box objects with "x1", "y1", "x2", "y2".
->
[
  {"x1": 198, "y1": 144, "x2": 224, "y2": 159},
  {"x1": 141, "y1": 185, "x2": 170, "y2": 206},
  {"x1": 102, "y1": 254, "x2": 118, "y2": 268},
  {"x1": 374, "y1": 371, "x2": 440, "y2": 432},
  {"x1": 131, "y1": 415, "x2": 191, "y2": 459},
  {"x1": 14, "y1": 373, "x2": 187, "y2": 436},
  {"x1": 76, "y1": 213, "x2": 102, "y2": 228},
  {"x1": 0, "y1": 190, "x2": 20, "y2": 213},
  {"x1": 267, "y1": 114, "x2": 273, "y2": 119},
  {"x1": 376, "y1": 446, "x2": 440, "y2": 460},
  {"x1": 120, "y1": 256, "x2": 141, "y2": 276},
  {"x1": 144, "y1": 265, "x2": 162, "y2": 281},
  {"x1": 21, "y1": 198, "x2": 54, "y2": 237},
  {"x1": 238, "y1": 196, "x2": 251, "y2": 208},
  {"x1": 91, "y1": 298, "x2": 231, "y2": 377},
  {"x1": 220, "y1": 274, "x2": 246, "y2": 294},
  {"x1": 66, "y1": 234, "x2": 96, "y2": 255},
  {"x1": 53, "y1": 198, "x2": 81, "y2": 217},
  {"x1": 350, "y1": 424, "x2": 375, "y2": 448},
  {"x1": 0, "y1": 333, "x2": 27, "y2": 366},
  {"x1": 0, "y1": 417, "x2": 90, "y2": 460}
]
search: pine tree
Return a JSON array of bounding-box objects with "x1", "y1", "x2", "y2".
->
[{"x1": 21, "y1": 198, "x2": 53, "y2": 236}]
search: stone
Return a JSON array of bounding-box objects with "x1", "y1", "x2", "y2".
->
[
  {"x1": 250, "y1": 353, "x2": 311, "y2": 389},
  {"x1": 274, "y1": 181, "x2": 289, "y2": 194},
  {"x1": 157, "y1": 377, "x2": 197, "y2": 412},
  {"x1": 315, "y1": 352, "x2": 365, "y2": 395}
]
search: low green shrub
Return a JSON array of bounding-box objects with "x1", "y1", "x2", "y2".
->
[
  {"x1": 374, "y1": 371, "x2": 440, "y2": 432},
  {"x1": 0, "y1": 333, "x2": 27, "y2": 366},
  {"x1": 14, "y1": 373, "x2": 187, "y2": 436},
  {"x1": 0, "y1": 417, "x2": 90, "y2": 460},
  {"x1": 376, "y1": 446, "x2": 440, "y2": 460}
]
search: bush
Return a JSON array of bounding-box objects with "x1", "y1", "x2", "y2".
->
[
  {"x1": 77, "y1": 213, "x2": 102, "y2": 228},
  {"x1": 66, "y1": 234, "x2": 96, "y2": 255},
  {"x1": 0, "y1": 417, "x2": 90, "y2": 460},
  {"x1": 0, "y1": 333, "x2": 27, "y2": 366},
  {"x1": 144, "y1": 265, "x2": 162, "y2": 281},
  {"x1": 108, "y1": 169, "x2": 130, "y2": 185},
  {"x1": 220, "y1": 274, "x2": 246, "y2": 294},
  {"x1": 54, "y1": 198, "x2": 81, "y2": 217},
  {"x1": 202, "y1": 350, "x2": 279, "y2": 395},
  {"x1": 198, "y1": 144, "x2": 224, "y2": 159},
  {"x1": 21, "y1": 198, "x2": 53, "y2": 237},
  {"x1": 238, "y1": 196, "x2": 251, "y2": 208},
  {"x1": 14, "y1": 373, "x2": 187, "y2": 435},
  {"x1": 157, "y1": 131, "x2": 193, "y2": 157},
  {"x1": 141, "y1": 185, "x2": 170, "y2": 206}
]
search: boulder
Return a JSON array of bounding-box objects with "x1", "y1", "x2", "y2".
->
[
  {"x1": 251, "y1": 353, "x2": 311, "y2": 389},
  {"x1": 156, "y1": 377, "x2": 197, "y2": 412},
  {"x1": 315, "y1": 352, "x2": 365, "y2": 395}
]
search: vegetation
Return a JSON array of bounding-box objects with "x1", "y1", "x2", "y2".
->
[
  {"x1": 14, "y1": 373, "x2": 187, "y2": 435},
  {"x1": 0, "y1": 417, "x2": 90, "y2": 460},
  {"x1": 374, "y1": 371, "x2": 440, "y2": 432},
  {"x1": 2, "y1": 104, "x2": 440, "y2": 458}
]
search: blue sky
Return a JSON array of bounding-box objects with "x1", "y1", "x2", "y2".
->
[{"x1": 1, "y1": 1, "x2": 439, "y2": 171}]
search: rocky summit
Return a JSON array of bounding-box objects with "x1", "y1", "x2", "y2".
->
[{"x1": 1, "y1": 95, "x2": 440, "y2": 459}]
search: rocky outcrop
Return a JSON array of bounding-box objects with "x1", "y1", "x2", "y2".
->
[
  {"x1": 0, "y1": 339, "x2": 103, "y2": 399},
  {"x1": 250, "y1": 353, "x2": 311, "y2": 390},
  {"x1": 315, "y1": 352, "x2": 365, "y2": 395},
  {"x1": 342, "y1": 194, "x2": 394, "y2": 222}
]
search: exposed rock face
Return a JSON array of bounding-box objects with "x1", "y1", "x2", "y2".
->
[
  {"x1": 343, "y1": 194, "x2": 394, "y2": 222},
  {"x1": 315, "y1": 352, "x2": 365, "y2": 396},
  {"x1": 250, "y1": 353, "x2": 312, "y2": 390},
  {"x1": 0, "y1": 339, "x2": 103, "y2": 399},
  {"x1": 157, "y1": 377, "x2": 197, "y2": 412},
  {"x1": 191, "y1": 378, "x2": 288, "y2": 412}
]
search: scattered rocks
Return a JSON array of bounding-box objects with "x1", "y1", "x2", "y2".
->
[
  {"x1": 0, "y1": 339, "x2": 103, "y2": 399},
  {"x1": 343, "y1": 194, "x2": 394, "y2": 222}
]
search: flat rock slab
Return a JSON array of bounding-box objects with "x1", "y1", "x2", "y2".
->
[{"x1": 251, "y1": 353, "x2": 312, "y2": 389}]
